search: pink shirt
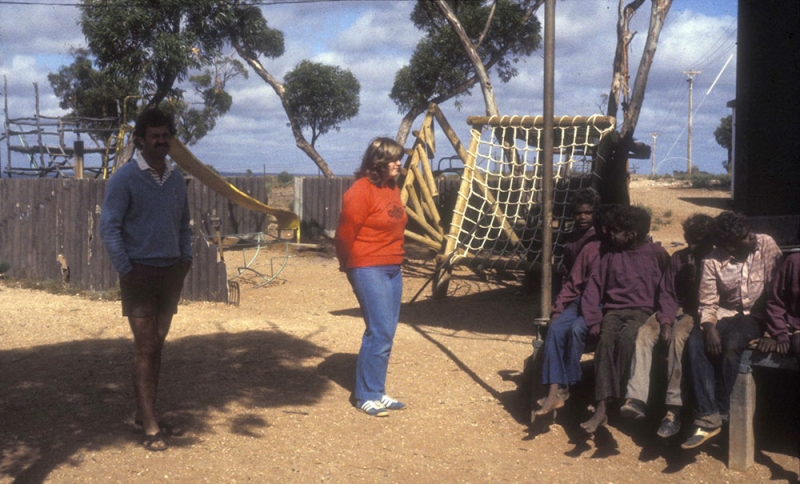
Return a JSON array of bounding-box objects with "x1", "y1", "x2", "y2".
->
[{"x1": 698, "y1": 234, "x2": 782, "y2": 326}]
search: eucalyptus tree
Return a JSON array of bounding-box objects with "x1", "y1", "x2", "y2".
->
[
  {"x1": 714, "y1": 114, "x2": 732, "y2": 174},
  {"x1": 79, "y1": 0, "x2": 346, "y2": 176},
  {"x1": 215, "y1": 2, "x2": 338, "y2": 177},
  {"x1": 47, "y1": 48, "x2": 139, "y2": 122},
  {"x1": 283, "y1": 60, "x2": 360, "y2": 149},
  {"x1": 391, "y1": 0, "x2": 542, "y2": 144},
  {"x1": 168, "y1": 55, "x2": 248, "y2": 146}
]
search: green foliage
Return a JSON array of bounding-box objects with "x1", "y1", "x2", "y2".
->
[
  {"x1": 663, "y1": 210, "x2": 673, "y2": 218},
  {"x1": 0, "y1": 260, "x2": 10, "y2": 274},
  {"x1": 688, "y1": 174, "x2": 731, "y2": 189},
  {"x1": 47, "y1": 48, "x2": 139, "y2": 123},
  {"x1": 163, "y1": 56, "x2": 248, "y2": 145},
  {"x1": 77, "y1": 1, "x2": 278, "y2": 144},
  {"x1": 276, "y1": 171, "x2": 294, "y2": 187},
  {"x1": 714, "y1": 114, "x2": 733, "y2": 173},
  {"x1": 391, "y1": 0, "x2": 541, "y2": 114},
  {"x1": 714, "y1": 115, "x2": 732, "y2": 150},
  {"x1": 283, "y1": 60, "x2": 360, "y2": 147}
]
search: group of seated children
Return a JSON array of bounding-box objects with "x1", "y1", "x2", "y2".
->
[{"x1": 534, "y1": 192, "x2": 798, "y2": 450}]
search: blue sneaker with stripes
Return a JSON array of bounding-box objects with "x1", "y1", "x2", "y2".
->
[
  {"x1": 358, "y1": 400, "x2": 389, "y2": 417},
  {"x1": 380, "y1": 395, "x2": 407, "y2": 410}
]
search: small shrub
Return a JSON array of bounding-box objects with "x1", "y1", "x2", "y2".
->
[
  {"x1": 663, "y1": 210, "x2": 673, "y2": 218},
  {"x1": 0, "y1": 260, "x2": 10, "y2": 274},
  {"x1": 277, "y1": 171, "x2": 293, "y2": 187}
]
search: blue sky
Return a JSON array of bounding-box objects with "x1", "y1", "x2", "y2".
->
[{"x1": 0, "y1": 0, "x2": 738, "y2": 176}]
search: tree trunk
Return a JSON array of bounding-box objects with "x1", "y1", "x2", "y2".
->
[
  {"x1": 232, "y1": 41, "x2": 335, "y2": 178},
  {"x1": 624, "y1": 0, "x2": 672, "y2": 139},
  {"x1": 604, "y1": 0, "x2": 672, "y2": 205},
  {"x1": 435, "y1": 0, "x2": 500, "y2": 117}
]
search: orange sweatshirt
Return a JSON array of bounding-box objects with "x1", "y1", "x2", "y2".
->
[{"x1": 335, "y1": 177, "x2": 408, "y2": 269}]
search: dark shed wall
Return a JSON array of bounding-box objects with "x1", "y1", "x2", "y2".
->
[{"x1": 734, "y1": 0, "x2": 800, "y2": 216}]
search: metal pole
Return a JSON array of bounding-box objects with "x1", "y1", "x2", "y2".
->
[
  {"x1": 683, "y1": 70, "x2": 700, "y2": 175},
  {"x1": 540, "y1": 0, "x2": 555, "y2": 320},
  {"x1": 650, "y1": 132, "x2": 658, "y2": 177}
]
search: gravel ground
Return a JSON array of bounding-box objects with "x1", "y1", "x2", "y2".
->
[{"x1": 1, "y1": 178, "x2": 797, "y2": 483}]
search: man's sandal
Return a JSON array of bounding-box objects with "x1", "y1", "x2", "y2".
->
[
  {"x1": 135, "y1": 419, "x2": 184, "y2": 437},
  {"x1": 142, "y1": 432, "x2": 168, "y2": 451}
]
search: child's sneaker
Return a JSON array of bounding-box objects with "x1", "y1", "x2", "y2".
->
[
  {"x1": 657, "y1": 409, "x2": 681, "y2": 438},
  {"x1": 358, "y1": 400, "x2": 389, "y2": 417},
  {"x1": 620, "y1": 398, "x2": 646, "y2": 420},
  {"x1": 680, "y1": 426, "x2": 721, "y2": 449},
  {"x1": 380, "y1": 395, "x2": 407, "y2": 410}
]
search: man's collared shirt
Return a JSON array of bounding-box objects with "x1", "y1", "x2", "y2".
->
[
  {"x1": 698, "y1": 233, "x2": 782, "y2": 325},
  {"x1": 135, "y1": 151, "x2": 174, "y2": 186}
]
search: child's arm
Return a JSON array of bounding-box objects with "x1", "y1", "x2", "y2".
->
[
  {"x1": 698, "y1": 258, "x2": 723, "y2": 357},
  {"x1": 552, "y1": 241, "x2": 600, "y2": 318},
  {"x1": 580, "y1": 254, "x2": 608, "y2": 337},
  {"x1": 762, "y1": 255, "x2": 797, "y2": 354}
]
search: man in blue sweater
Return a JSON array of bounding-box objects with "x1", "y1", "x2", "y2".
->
[{"x1": 99, "y1": 108, "x2": 193, "y2": 451}]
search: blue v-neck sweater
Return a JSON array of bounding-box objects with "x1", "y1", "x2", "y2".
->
[{"x1": 99, "y1": 161, "x2": 193, "y2": 276}]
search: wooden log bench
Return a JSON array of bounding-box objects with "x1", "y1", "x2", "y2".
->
[{"x1": 728, "y1": 347, "x2": 800, "y2": 470}]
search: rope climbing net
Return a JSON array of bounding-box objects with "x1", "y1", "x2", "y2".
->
[{"x1": 442, "y1": 114, "x2": 616, "y2": 273}]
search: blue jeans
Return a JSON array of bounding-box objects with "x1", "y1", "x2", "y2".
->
[
  {"x1": 541, "y1": 301, "x2": 589, "y2": 386},
  {"x1": 347, "y1": 265, "x2": 403, "y2": 402},
  {"x1": 686, "y1": 314, "x2": 762, "y2": 428}
]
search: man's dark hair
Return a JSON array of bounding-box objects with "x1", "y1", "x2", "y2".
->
[
  {"x1": 617, "y1": 205, "x2": 651, "y2": 241},
  {"x1": 682, "y1": 213, "x2": 715, "y2": 245},
  {"x1": 714, "y1": 211, "x2": 751, "y2": 245},
  {"x1": 570, "y1": 187, "x2": 601, "y2": 209},
  {"x1": 133, "y1": 108, "x2": 177, "y2": 144}
]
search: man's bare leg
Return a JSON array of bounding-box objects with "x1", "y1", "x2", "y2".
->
[
  {"x1": 130, "y1": 313, "x2": 173, "y2": 443},
  {"x1": 580, "y1": 398, "x2": 609, "y2": 433}
]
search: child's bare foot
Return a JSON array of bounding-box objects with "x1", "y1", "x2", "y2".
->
[
  {"x1": 580, "y1": 413, "x2": 608, "y2": 434},
  {"x1": 535, "y1": 391, "x2": 569, "y2": 415},
  {"x1": 536, "y1": 388, "x2": 569, "y2": 409}
]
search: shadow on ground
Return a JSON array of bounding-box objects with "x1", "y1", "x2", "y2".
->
[
  {"x1": 512, "y1": 355, "x2": 800, "y2": 477},
  {"x1": 0, "y1": 330, "x2": 328, "y2": 483}
]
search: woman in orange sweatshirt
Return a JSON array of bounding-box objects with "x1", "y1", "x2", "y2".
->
[{"x1": 335, "y1": 137, "x2": 408, "y2": 417}]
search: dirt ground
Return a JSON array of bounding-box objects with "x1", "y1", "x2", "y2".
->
[{"x1": 1, "y1": 178, "x2": 798, "y2": 483}]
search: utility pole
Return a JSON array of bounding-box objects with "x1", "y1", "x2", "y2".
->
[
  {"x1": 683, "y1": 70, "x2": 701, "y2": 175},
  {"x1": 650, "y1": 132, "x2": 659, "y2": 177}
]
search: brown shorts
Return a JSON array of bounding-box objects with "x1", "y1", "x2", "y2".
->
[{"x1": 120, "y1": 262, "x2": 188, "y2": 318}]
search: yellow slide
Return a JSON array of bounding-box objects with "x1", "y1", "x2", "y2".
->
[{"x1": 168, "y1": 138, "x2": 300, "y2": 231}]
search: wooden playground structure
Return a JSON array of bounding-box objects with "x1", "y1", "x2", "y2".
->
[{"x1": 398, "y1": 103, "x2": 617, "y2": 299}]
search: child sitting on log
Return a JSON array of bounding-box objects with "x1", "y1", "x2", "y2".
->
[
  {"x1": 681, "y1": 211, "x2": 782, "y2": 449},
  {"x1": 579, "y1": 205, "x2": 670, "y2": 433},
  {"x1": 534, "y1": 203, "x2": 620, "y2": 417},
  {"x1": 619, "y1": 214, "x2": 715, "y2": 439}
]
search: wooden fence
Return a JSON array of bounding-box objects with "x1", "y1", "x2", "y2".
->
[
  {"x1": 1, "y1": 174, "x2": 464, "y2": 302},
  {"x1": 0, "y1": 176, "x2": 274, "y2": 303},
  {"x1": 295, "y1": 175, "x2": 462, "y2": 239}
]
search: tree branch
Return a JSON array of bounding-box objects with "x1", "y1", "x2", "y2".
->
[
  {"x1": 232, "y1": 40, "x2": 334, "y2": 178},
  {"x1": 434, "y1": 0, "x2": 500, "y2": 116}
]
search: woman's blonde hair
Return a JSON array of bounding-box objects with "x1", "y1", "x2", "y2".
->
[{"x1": 355, "y1": 137, "x2": 405, "y2": 187}]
